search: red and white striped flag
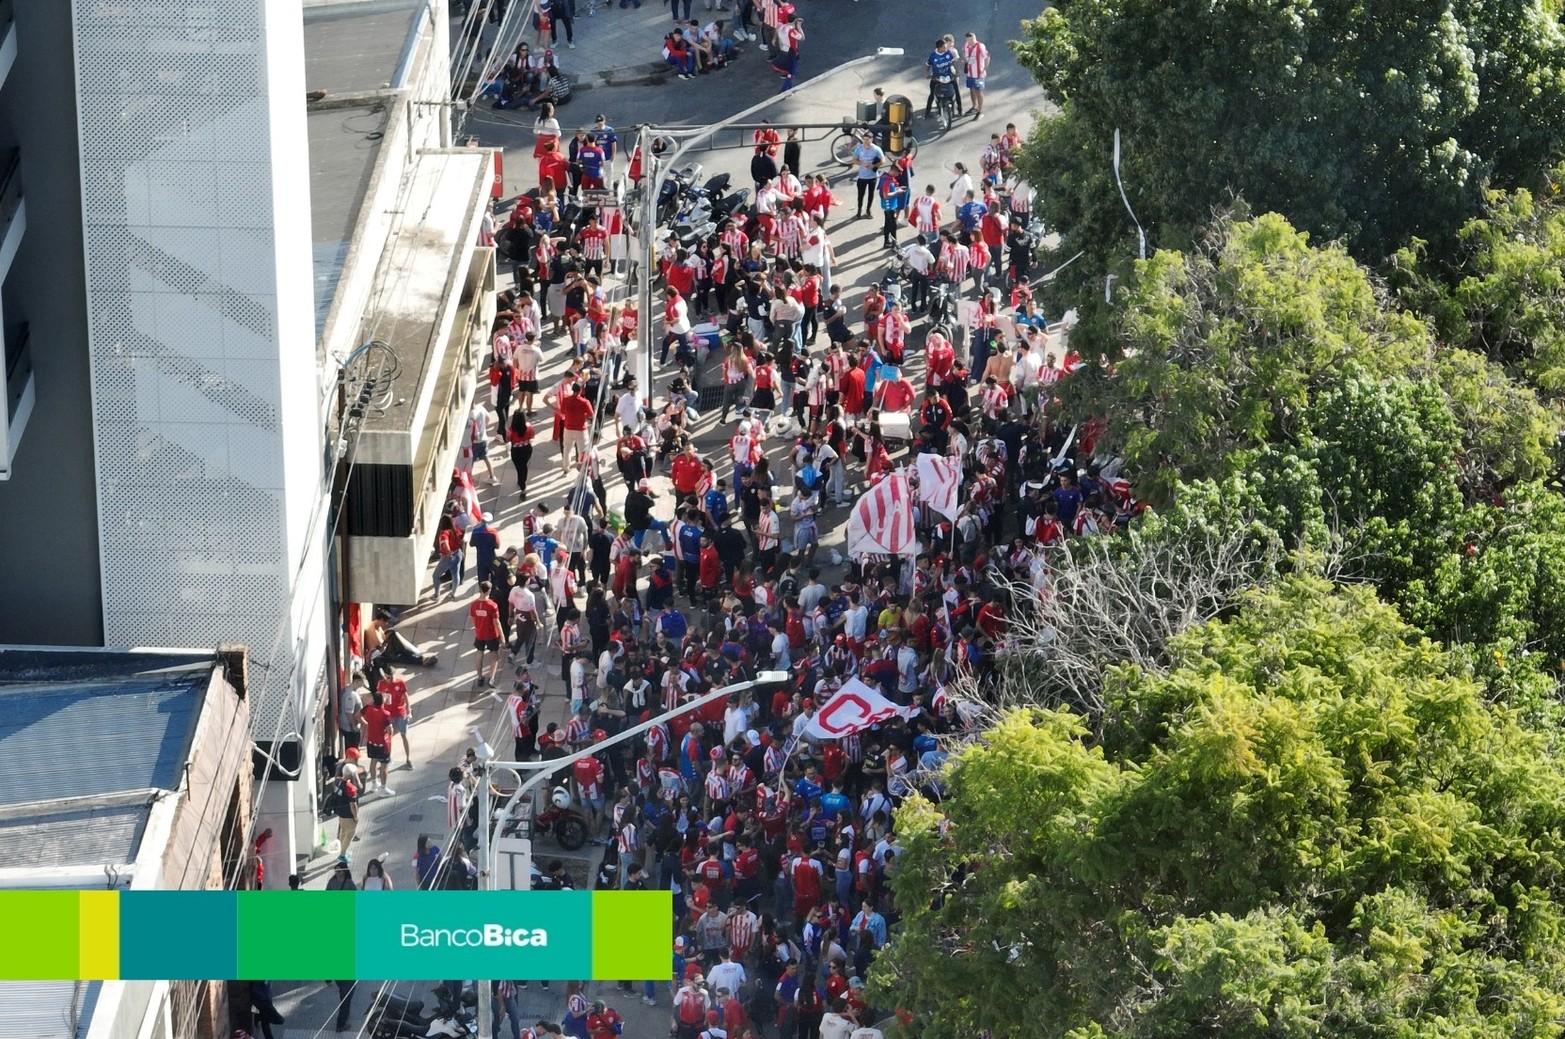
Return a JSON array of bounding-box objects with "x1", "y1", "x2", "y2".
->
[
  {"x1": 847, "y1": 473, "x2": 919, "y2": 557},
  {"x1": 915, "y1": 453, "x2": 962, "y2": 521}
]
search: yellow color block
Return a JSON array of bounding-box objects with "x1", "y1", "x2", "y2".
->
[{"x1": 78, "y1": 891, "x2": 120, "y2": 980}]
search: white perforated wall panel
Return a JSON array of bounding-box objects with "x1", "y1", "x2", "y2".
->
[{"x1": 71, "y1": 0, "x2": 326, "y2": 738}]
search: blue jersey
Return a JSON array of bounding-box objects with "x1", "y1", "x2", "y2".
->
[
  {"x1": 957, "y1": 200, "x2": 989, "y2": 231},
  {"x1": 927, "y1": 49, "x2": 956, "y2": 78},
  {"x1": 595, "y1": 124, "x2": 618, "y2": 159}
]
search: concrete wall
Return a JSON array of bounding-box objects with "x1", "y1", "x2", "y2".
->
[{"x1": 0, "y1": 0, "x2": 102, "y2": 645}]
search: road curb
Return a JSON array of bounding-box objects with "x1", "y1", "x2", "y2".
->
[{"x1": 576, "y1": 62, "x2": 674, "y2": 91}]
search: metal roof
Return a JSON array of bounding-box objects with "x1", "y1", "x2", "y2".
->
[
  {"x1": 0, "y1": 796, "x2": 154, "y2": 870},
  {"x1": 0, "y1": 657, "x2": 210, "y2": 807},
  {"x1": 0, "y1": 981, "x2": 101, "y2": 1039}
]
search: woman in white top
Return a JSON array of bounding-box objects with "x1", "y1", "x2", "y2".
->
[
  {"x1": 533, "y1": 102, "x2": 561, "y2": 157},
  {"x1": 361, "y1": 858, "x2": 393, "y2": 891},
  {"x1": 948, "y1": 162, "x2": 974, "y2": 218}
]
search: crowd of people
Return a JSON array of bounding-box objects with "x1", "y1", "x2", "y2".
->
[{"x1": 329, "y1": 16, "x2": 1159, "y2": 1039}]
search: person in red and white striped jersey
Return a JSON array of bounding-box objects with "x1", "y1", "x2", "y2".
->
[{"x1": 576, "y1": 213, "x2": 608, "y2": 279}]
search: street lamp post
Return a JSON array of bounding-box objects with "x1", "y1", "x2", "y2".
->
[{"x1": 471, "y1": 672, "x2": 789, "y2": 1038}]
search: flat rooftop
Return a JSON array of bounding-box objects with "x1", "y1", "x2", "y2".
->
[{"x1": 304, "y1": 0, "x2": 422, "y2": 337}]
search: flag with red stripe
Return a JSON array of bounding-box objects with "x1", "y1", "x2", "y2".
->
[{"x1": 847, "y1": 473, "x2": 919, "y2": 557}]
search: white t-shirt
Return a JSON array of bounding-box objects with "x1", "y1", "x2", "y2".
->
[{"x1": 819, "y1": 1015, "x2": 854, "y2": 1039}]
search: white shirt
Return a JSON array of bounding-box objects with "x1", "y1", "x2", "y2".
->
[
  {"x1": 706, "y1": 961, "x2": 746, "y2": 998},
  {"x1": 508, "y1": 584, "x2": 537, "y2": 617},
  {"x1": 820, "y1": 1014, "x2": 854, "y2": 1039},
  {"x1": 616, "y1": 392, "x2": 642, "y2": 431},
  {"x1": 901, "y1": 241, "x2": 935, "y2": 274},
  {"x1": 948, "y1": 172, "x2": 974, "y2": 213},
  {"x1": 801, "y1": 226, "x2": 831, "y2": 267},
  {"x1": 844, "y1": 605, "x2": 868, "y2": 640},
  {"x1": 798, "y1": 581, "x2": 827, "y2": 611},
  {"x1": 667, "y1": 297, "x2": 692, "y2": 335}
]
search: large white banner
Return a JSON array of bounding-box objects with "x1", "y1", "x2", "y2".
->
[{"x1": 803, "y1": 679, "x2": 917, "y2": 740}]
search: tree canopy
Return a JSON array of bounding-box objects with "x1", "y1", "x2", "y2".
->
[
  {"x1": 872, "y1": 579, "x2": 1565, "y2": 1039},
  {"x1": 1013, "y1": 0, "x2": 1565, "y2": 334},
  {"x1": 1054, "y1": 212, "x2": 1556, "y2": 501}
]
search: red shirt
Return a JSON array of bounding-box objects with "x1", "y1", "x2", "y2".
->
[
  {"x1": 558, "y1": 391, "x2": 595, "y2": 431},
  {"x1": 699, "y1": 546, "x2": 722, "y2": 588},
  {"x1": 361, "y1": 704, "x2": 391, "y2": 747},
  {"x1": 840, "y1": 367, "x2": 866, "y2": 414},
  {"x1": 673, "y1": 454, "x2": 704, "y2": 494},
  {"x1": 666, "y1": 263, "x2": 697, "y2": 297},
  {"x1": 572, "y1": 756, "x2": 604, "y2": 795},
  {"x1": 470, "y1": 599, "x2": 502, "y2": 641},
  {"x1": 377, "y1": 676, "x2": 409, "y2": 718}
]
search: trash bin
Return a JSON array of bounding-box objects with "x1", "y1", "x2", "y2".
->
[
  {"x1": 885, "y1": 94, "x2": 912, "y2": 154},
  {"x1": 856, "y1": 100, "x2": 877, "y2": 123}
]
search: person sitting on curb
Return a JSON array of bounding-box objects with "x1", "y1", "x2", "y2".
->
[{"x1": 665, "y1": 31, "x2": 698, "y2": 80}]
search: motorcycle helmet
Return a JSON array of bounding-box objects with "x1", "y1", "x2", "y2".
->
[
  {"x1": 551, "y1": 786, "x2": 572, "y2": 809},
  {"x1": 592, "y1": 728, "x2": 608, "y2": 743}
]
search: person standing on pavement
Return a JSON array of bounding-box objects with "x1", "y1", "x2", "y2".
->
[
  {"x1": 338, "y1": 679, "x2": 364, "y2": 753},
  {"x1": 492, "y1": 981, "x2": 525, "y2": 1039},
  {"x1": 377, "y1": 669, "x2": 413, "y2": 768},
  {"x1": 548, "y1": 0, "x2": 576, "y2": 48},
  {"x1": 557, "y1": 382, "x2": 595, "y2": 474},
  {"x1": 962, "y1": 31, "x2": 990, "y2": 118},
  {"x1": 469, "y1": 582, "x2": 505, "y2": 688},
  {"x1": 876, "y1": 164, "x2": 906, "y2": 250},
  {"x1": 848, "y1": 131, "x2": 883, "y2": 219},
  {"x1": 360, "y1": 691, "x2": 395, "y2": 796}
]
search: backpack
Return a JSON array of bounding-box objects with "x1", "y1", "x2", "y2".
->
[
  {"x1": 678, "y1": 987, "x2": 705, "y2": 1025},
  {"x1": 322, "y1": 778, "x2": 346, "y2": 816}
]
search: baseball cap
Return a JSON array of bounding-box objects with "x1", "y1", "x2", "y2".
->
[{"x1": 594, "y1": 114, "x2": 607, "y2": 121}]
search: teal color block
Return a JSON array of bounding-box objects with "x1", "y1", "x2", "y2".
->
[
  {"x1": 119, "y1": 892, "x2": 236, "y2": 980},
  {"x1": 356, "y1": 891, "x2": 592, "y2": 981}
]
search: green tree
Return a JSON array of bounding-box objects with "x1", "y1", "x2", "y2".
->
[
  {"x1": 1059, "y1": 212, "x2": 1556, "y2": 499},
  {"x1": 1013, "y1": 0, "x2": 1565, "y2": 331},
  {"x1": 871, "y1": 579, "x2": 1565, "y2": 1039}
]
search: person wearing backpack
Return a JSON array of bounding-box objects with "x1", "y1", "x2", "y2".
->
[
  {"x1": 674, "y1": 977, "x2": 711, "y2": 1039},
  {"x1": 325, "y1": 771, "x2": 360, "y2": 854}
]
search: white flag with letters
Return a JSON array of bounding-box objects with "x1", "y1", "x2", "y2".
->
[{"x1": 803, "y1": 679, "x2": 917, "y2": 740}]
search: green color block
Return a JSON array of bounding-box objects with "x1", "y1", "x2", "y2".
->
[
  {"x1": 591, "y1": 891, "x2": 672, "y2": 980},
  {"x1": 0, "y1": 891, "x2": 79, "y2": 980},
  {"x1": 120, "y1": 892, "x2": 236, "y2": 980},
  {"x1": 237, "y1": 892, "x2": 357, "y2": 980}
]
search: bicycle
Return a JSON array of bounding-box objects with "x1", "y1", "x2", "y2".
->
[{"x1": 830, "y1": 124, "x2": 920, "y2": 166}]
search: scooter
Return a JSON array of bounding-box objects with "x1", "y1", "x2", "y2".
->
[{"x1": 510, "y1": 785, "x2": 590, "y2": 850}]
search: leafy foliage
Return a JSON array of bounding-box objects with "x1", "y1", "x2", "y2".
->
[
  {"x1": 872, "y1": 580, "x2": 1565, "y2": 1039},
  {"x1": 1056, "y1": 212, "x2": 1556, "y2": 500},
  {"x1": 1012, "y1": 0, "x2": 1565, "y2": 332}
]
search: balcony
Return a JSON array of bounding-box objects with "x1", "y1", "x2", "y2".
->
[
  {"x1": 0, "y1": 0, "x2": 14, "y2": 94},
  {"x1": 1, "y1": 322, "x2": 33, "y2": 480},
  {"x1": 0, "y1": 148, "x2": 23, "y2": 282}
]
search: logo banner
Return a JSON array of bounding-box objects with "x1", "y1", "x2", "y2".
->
[
  {"x1": 803, "y1": 678, "x2": 918, "y2": 740},
  {"x1": 0, "y1": 890, "x2": 670, "y2": 981}
]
